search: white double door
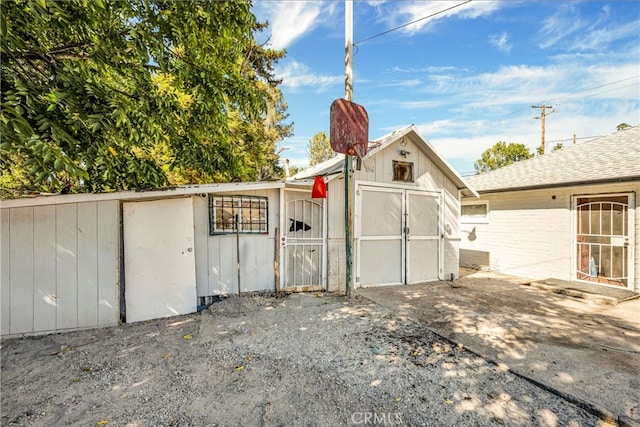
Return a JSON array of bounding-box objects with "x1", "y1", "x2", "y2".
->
[{"x1": 357, "y1": 185, "x2": 442, "y2": 287}]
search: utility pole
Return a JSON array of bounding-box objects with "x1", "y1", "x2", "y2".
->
[
  {"x1": 344, "y1": 0, "x2": 354, "y2": 299},
  {"x1": 532, "y1": 104, "x2": 553, "y2": 154}
]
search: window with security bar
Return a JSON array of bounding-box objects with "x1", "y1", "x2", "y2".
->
[{"x1": 209, "y1": 196, "x2": 268, "y2": 235}]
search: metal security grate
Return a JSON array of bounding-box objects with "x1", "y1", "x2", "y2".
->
[{"x1": 209, "y1": 195, "x2": 268, "y2": 235}]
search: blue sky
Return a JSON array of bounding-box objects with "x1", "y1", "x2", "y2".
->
[{"x1": 252, "y1": 1, "x2": 640, "y2": 176}]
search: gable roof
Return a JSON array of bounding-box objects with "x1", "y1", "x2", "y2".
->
[
  {"x1": 466, "y1": 125, "x2": 640, "y2": 194},
  {"x1": 292, "y1": 125, "x2": 477, "y2": 197}
]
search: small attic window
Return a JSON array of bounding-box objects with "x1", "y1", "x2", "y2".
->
[{"x1": 393, "y1": 161, "x2": 414, "y2": 182}]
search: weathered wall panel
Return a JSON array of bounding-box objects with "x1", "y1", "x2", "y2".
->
[
  {"x1": 1, "y1": 200, "x2": 120, "y2": 336},
  {"x1": 326, "y1": 239, "x2": 345, "y2": 293},
  {"x1": 635, "y1": 192, "x2": 640, "y2": 293},
  {"x1": 77, "y1": 202, "x2": 98, "y2": 328},
  {"x1": 33, "y1": 205, "x2": 57, "y2": 332},
  {"x1": 9, "y1": 207, "x2": 34, "y2": 334},
  {"x1": 56, "y1": 203, "x2": 79, "y2": 330},
  {"x1": 443, "y1": 192, "x2": 461, "y2": 278},
  {"x1": 193, "y1": 196, "x2": 210, "y2": 297},
  {"x1": 200, "y1": 189, "x2": 279, "y2": 295},
  {"x1": 96, "y1": 200, "x2": 119, "y2": 326},
  {"x1": 1, "y1": 209, "x2": 10, "y2": 335}
]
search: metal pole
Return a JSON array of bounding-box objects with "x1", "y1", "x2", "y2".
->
[
  {"x1": 540, "y1": 104, "x2": 546, "y2": 154},
  {"x1": 344, "y1": 0, "x2": 354, "y2": 299}
]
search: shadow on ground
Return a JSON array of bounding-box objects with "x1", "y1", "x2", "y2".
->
[{"x1": 358, "y1": 270, "x2": 640, "y2": 424}]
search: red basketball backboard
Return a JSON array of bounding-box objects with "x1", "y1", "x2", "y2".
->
[{"x1": 330, "y1": 99, "x2": 368, "y2": 156}]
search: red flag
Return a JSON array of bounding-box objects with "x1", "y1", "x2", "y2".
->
[{"x1": 312, "y1": 176, "x2": 327, "y2": 198}]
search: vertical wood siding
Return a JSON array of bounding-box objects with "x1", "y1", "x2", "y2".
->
[
  {"x1": 33, "y1": 205, "x2": 56, "y2": 332},
  {"x1": 1, "y1": 209, "x2": 10, "y2": 335},
  {"x1": 1, "y1": 201, "x2": 119, "y2": 336},
  {"x1": 194, "y1": 190, "x2": 278, "y2": 296}
]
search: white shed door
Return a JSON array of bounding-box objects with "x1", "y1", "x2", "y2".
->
[
  {"x1": 123, "y1": 198, "x2": 197, "y2": 323},
  {"x1": 357, "y1": 186, "x2": 441, "y2": 287},
  {"x1": 406, "y1": 190, "x2": 441, "y2": 284},
  {"x1": 358, "y1": 187, "x2": 404, "y2": 286}
]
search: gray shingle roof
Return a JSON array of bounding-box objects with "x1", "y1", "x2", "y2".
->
[{"x1": 466, "y1": 125, "x2": 640, "y2": 193}]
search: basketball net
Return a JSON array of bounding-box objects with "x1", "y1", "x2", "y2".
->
[{"x1": 353, "y1": 143, "x2": 375, "y2": 172}]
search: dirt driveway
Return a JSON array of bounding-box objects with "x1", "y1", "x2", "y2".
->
[
  {"x1": 359, "y1": 271, "x2": 640, "y2": 425},
  {"x1": 0, "y1": 285, "x2": 629, "y2": 427}
]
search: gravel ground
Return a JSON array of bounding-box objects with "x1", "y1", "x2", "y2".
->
[{"x1": 1, "y1": 292, "x2": 611, "y2": 426}]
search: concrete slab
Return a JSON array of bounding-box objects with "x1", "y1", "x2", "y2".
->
[
  {"x1": 358, "y1": 272, "x2": 640, "y2": 425},
  {"x1": 531, "y1": 278, "x2": 640, "y2": 305}
]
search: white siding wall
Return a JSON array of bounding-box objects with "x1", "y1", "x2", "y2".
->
[
  {"x1": 461, "y1": 189, "x2": 572, "y2": 280},
  {"x1": 1, "y1": 201, "x2": 119, "y2": 336},
  {"x1": 442, "y1": 190, "x2": 461, "y2": 280},
  {"x1": 193, "y1": 190, "x2": 280, "y2": 296},
  {"x1": 634, "y1": 187, "x2": 640, "y2": 293},
  {"x1": 460, "y1": 182, "x2": 639, "y2": 292},
  {"x1": 326, "y1": 177, "x2": 346, "y2": 293}
]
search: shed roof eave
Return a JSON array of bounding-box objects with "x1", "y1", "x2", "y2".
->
[
  {"x1": 469, "y1": 175, "x2": 640, "y2": 195},
  {"x1": 0, "y1": 181, "x2": 286, "y2": 208}
]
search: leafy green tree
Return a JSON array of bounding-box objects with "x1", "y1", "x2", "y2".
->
[
  {"x1": 1, "y1": 0, "x2": 289, "y2": 197},
  {"x1": 474, "y1": 141, "x2": 533, "y2": 173},
  {"x1": 307, "y1": 131, "x2": 334, "y2": 166},
  {"x1": 536, "y1": 142, "x2": 564, "y2": 156},
  {"x1": 617, "y1": 123, "x2": 631, "y2": 131},
  {"x1": 228, "y1": 85, "x2": 294, "y2": 181},
  {"x1": 551, "y1": 142, "x2": 564, "y2": 152}
]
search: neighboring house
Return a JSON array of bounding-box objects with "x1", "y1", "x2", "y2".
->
[
  {"x1": 1, "y1": 124, "x2": 475, "y2": 337},
  {"x1": 460, "y1": 125, "x2": 640, "y2": 293}
]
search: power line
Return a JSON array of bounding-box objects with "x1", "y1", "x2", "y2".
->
[
  {"x1": 354, "y1": 0, "x2": 472, "y2": 46},
  {"x1": 501, "y1": 75, "x2": 639, "y2": 118},
  {"x1": 548, "y1": 75, "x2": 638, "y2": 103},
  {"x1": 545, "y1": 135, "x2": 602, "y2": 144}
]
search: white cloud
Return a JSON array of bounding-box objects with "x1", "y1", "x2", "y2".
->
[
  {"x1": 489, "y1": 32, "x2": 512, "y2": 54},
  {"x1": 390, "y1": 57, "x2": 639, "y2": 166},
  {"x1": 389, "y1": 65, "x2": 462, "y2": 74},
  {"x1": 399, "y1": 100, "x2": 442, "y2": 109},
  {"x1": 381, "y1": 79, "x2": 423, "y2": 88},
  {"x1": 276, "y1": 61, "x2": 342, "y2": 91},
  {"x1": 255, "y1": 1, "x2": 336, "y2": 50},
  {"x1": 538, "y1": 4, "x2": 639, "y2": 52},
  {"x1": 385, "y1": 1, "x2": 502, "y2": 35},
  {"x1": 570, "y1": 19, "x2": 640, "y2": 52},
  {"x1": 538, "y1": 5, "x2": 586, "y2": 49}
]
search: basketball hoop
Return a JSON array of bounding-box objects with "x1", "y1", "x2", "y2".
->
[{"x1": 330, "y1": 99, "x2": 369, "y2": 157}]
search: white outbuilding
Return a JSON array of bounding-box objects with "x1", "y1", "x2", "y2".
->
[{"x1": 1, "y1": 124, "x2": 475, "y2": 337}]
